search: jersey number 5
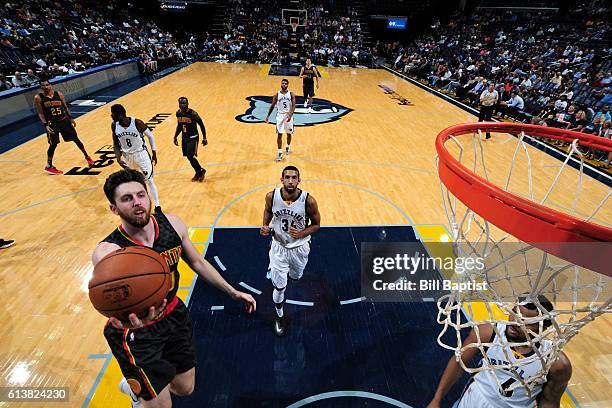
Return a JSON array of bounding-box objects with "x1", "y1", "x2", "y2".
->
[{"x1": 499, "y1": 377, "x2": 516, "y2": 398}]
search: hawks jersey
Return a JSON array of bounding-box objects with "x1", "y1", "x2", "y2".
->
[
  {"x1": 276, "y1": 91, "x2": 293, "y2": 115},
  {"x1": 114, "y1": 117, "x2": 147, "y2": 154},
  {"x1": 176, "y1": 108, "x2": 200, "y2": 138},
  {"x1": 102, "y1": 212, "x2": 183, "y2": 302},
  {"x1": 302, "y1": 65, "x2": 317, "y2": 85},
  {"x1": 271, "y1": 187, "x2": 310, "y2": 248},
  {"x1": 39, "y1": 91, "x2": 68, "y2": 122},
  {"x1": 471, "y1": 322, "x2": 552, "y2": 408}
]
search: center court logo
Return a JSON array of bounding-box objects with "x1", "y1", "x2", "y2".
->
[{"x1": 235, "y1": 96, "x2": 352, "y2": 126}]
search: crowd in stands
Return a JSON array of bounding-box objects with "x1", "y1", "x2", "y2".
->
[
  {"x1": 0, "y1": 0, "x2": 197, "y2": 91},
  {"x1": 386, "y1": 3, "x2": 612, "y2": 166},
  {"x1": 205, "y1": 0, "x2": 374, "y2": 66}
]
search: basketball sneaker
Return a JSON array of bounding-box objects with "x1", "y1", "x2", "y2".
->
[
  {"x1": 0, "y1": 239, "x2": 15, "y2": 249},
  {"x1": 44, "y1": 165, "x2": 63, "y2": 175},
  {"x1": 277, "y1": 151, "x2": 283, "y2": 161},
  {"x1": 119, "y1": 378, "x2": 142, "y2": 407},
  {"x1": 303, "y1": 101, "x2": 308, "y2": 108},
  {"x1": 85, "y1": 156, "x2": 94, "y2": 167},
  {"x1": 197, "y1": 169, "x2": 206, "y2": 182},
  {"x1": 285, "y1": 146, "x2": 291, "y2": 156},
  {"x1": 191, "y1": 174, "x2": 199, "y2": 182},
  {"x1": 273, "y1": 315, "x2": 286, "y2": 337}
]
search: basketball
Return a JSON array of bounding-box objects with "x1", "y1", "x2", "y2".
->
[{"x1": 88, "y1": 246, "x2": 171, "y2": 321}]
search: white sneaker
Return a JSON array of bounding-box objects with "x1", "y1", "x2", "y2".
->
[
  {"x1": 276, "y1": 152, "x2": 283, "y2": 161},
  {"x1": 119, "y1": 378, "x2": 142, "y2": 407},
  {"x1": 307, "y1": 107, "x2": 313, "y2": 114},
  {"x1": 303, "y1": 101, "x2": 308, "y2": 108},
  {"x1": 285, "y1": 146, "x2": 291, "y2": 155}
]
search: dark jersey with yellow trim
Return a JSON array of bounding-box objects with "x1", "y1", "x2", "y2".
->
[
  {"x1": 39, "y1": 91, "x2": 68, "y2": 122},
  {"x1": 102, "y1": 212, "x2": 183, "y2": 301},
  {"x1": 176, "y1": 108, "x2": 200, "y2": 137},
  {"x1": 302, "y1": 66, "x2": 316, "y2": 85}
]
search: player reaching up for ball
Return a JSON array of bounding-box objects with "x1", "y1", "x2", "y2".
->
[{"x1": 91, "y1": 169, "x2": 256, "y2": 408}]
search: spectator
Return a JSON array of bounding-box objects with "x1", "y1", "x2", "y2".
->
[
  {"x1": 568, "y1": 110, "x2": 588, "y2": 132},
  {"x1": 24, "y1": 69, "x2": 39, "y2": 85},
  {"x1": 0, "y1": 74, "x2": 13, "y2": 91},
  {"x1": 594, "y1": 105, "x2": 611, "y2": 122},
  {"x1": 499, "y1": 90, "x2": 525, "y2": 119},
  {"x1": 11, "y1": 71, "x2": 29, "y2": 88}
]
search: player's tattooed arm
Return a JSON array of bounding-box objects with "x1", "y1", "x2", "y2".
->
[
  {"x1": 135, "y1": 119, "x2": 157, "y2": 165},
  {"x1": 34, "y1": 94, "x2": 52, "y2": 134},
  {"x1": 264, "y1": 94, "x2": 278, "y2": 123},
  {"x1": 289, "y1": 194, "x2": 320, "y2": 239},
  {"x1": 58, "y1": 91, "x2": 76, "y2": 127},
  {"x1": 260, "y1": 191, "x2": 273, "y2": 236}
]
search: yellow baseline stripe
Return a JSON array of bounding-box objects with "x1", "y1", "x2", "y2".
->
[
  {"x1": 259, "y1": 64, "x2": 271, "y2": 76},
  {"x1": 317, "y1": 66, "x2": 330, "y2": 78}
]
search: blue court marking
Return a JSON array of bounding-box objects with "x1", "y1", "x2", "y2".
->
[
  {"x1": 286, "y1": 391, "x2": 413, "y2": 408},
  {"x1": 82, "y1": 354, "x2": 112, "y2": 408},
  {"x1": 88, "y1": 353, "x2": 111, "y2": 359},
  {"x1": 213, "y1": 255, "x2": 227, "y2": 271},
  {"x1": 339, "y1": 296, "x2": 366, "y2": 305},
  {"x1": 239, "y1": 281, "x2": 262, "y2": 295}
]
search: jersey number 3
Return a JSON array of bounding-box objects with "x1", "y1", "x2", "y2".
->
[{"x1": 281, "y1": 219, "x2": 297, "y2": 232}]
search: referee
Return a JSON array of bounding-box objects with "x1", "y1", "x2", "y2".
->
[{"x1": 479, "y1": 82, "x2": 498, "y2": 139}]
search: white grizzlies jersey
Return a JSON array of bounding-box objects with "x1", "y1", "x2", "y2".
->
[
  {"x1": 271, "y1": 187, "x2": 310, "y2": 248},
  {"x1": 470, "y1": 322, "x2": 552, "y2": 408},
  {"x1": 276, "y1": 91, "x2": 292, "y2": 115},
  {"x1": 114, "y1": 117, "x2": 146, "y2": 154}
]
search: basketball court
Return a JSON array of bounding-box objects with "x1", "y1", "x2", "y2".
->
[{"x1": 0, "y1": 62, "x2": 610, "y2": 407}]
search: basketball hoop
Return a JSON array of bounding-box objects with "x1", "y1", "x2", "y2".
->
[{"x1": 435, "y1": 122, "x2": 612, "y2": 397}]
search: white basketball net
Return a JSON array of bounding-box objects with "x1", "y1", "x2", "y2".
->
[{"x1": 436, "y1": 129, "x2": 611, "y2": 398}]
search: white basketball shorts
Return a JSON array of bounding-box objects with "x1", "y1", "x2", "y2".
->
[{"x1": 269, "y1": 239, "x2": 310, "y2": 289}]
